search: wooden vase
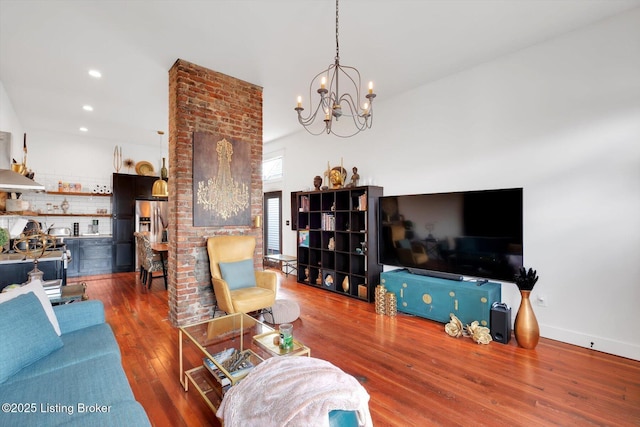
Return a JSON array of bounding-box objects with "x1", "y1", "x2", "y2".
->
[
  {"x1": 514, "y1": 290, "x2": 540, "y2": 349},
  {"x1": 342, "y1": 276, "x2": 349, "y2": 292}
]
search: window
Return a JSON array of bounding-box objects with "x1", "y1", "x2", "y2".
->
[{"x1": 262, "y1": 156, "x2": 283, "y2": 181}]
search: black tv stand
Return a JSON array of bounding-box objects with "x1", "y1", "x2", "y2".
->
[{"x1": 407, "y1": 267, "x2": 463, "y2": 281}]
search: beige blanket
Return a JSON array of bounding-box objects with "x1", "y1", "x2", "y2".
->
[{"x1": 217, "y1": 356, "x2": 373, "y2": 427}]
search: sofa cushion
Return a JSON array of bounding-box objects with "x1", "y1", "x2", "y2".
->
[
  {"x1": 56, "y1": 401, "x2": 151, "y2": 427},
  {"x1": 3, "y1": 323, "x2": 120, "y2": 386},
  {"x1": 54, "y1": 300, "x2": 105, "y2": 335},
  {"x1": 0, "y1": 279, "x2": 61, "y2": 335},
  {"x1": 0, "y1": 292, "x2": 63, "y2": 383},
  {"x1": 219, "y1": 259, "x2": 257, "y2": 290},
  {"x1": 0, "y1": 353, "x2": 146, "y2": 426}
]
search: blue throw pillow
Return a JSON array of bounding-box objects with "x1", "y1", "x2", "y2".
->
[
  {"x1": 0, "y1": 292, "x2": 63, "y2": 383},
  {"x1": 219, "y1": 259, "x2": 257, "y2": 290}
]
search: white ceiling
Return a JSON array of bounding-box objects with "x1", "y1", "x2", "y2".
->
[{"x1": 1, "y1": 0, "x2": 639, "y2": 146}]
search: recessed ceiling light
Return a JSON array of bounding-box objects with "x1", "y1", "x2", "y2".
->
[
  {"x1": 79, "y1": 127, "x2": 88, "y2": 132},
  {"x1": 82, "y1": 105, "x2": 94, "y2": 112},
  {"x1": 88, "y1": 69, "x2": 102, "y2": 78}
]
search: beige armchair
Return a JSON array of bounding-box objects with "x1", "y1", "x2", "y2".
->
[{"x1": 207, "y1": 235, "x2": 277, "y2": 315}]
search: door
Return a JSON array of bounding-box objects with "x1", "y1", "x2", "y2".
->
[
  {"x1": 263, "y1": 191, "x2": 282, "y2": 268},
  {"x1": 112, "y1": 173, "x2": 135, "y2": 272}
]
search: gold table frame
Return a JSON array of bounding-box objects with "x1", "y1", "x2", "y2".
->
[{"x1": 179, "y1": 312, "x2": 310, "y2": 412}]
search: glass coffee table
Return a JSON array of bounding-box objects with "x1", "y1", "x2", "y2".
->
[{"x1": 179, "y1": 312, "x2": 310, "y2": 412}]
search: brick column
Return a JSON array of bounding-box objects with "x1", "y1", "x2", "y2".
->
[{"x1": 167, "y1": 59, "x2": 264, "y2": 326}]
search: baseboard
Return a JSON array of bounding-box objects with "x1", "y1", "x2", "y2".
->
[{"x1": 541, "y1": 324, "x2": 640, "y2": 361}]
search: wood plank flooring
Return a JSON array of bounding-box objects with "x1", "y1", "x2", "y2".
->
[{"x1": 78, "y1": 271, "x2": 640, "y2": 426}]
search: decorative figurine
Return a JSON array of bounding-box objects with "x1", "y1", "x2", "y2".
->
[
  {"x1": 329, "y1": 166, "x2": 347, "y2": 189},
  {"x1": 324, "y1": 274, "x2": 334, "y2": 287},
  {"x1": 342, "y1": 276, "x2": 349, "y2": 292},
  {"x1": 328, "y1": 237, "x2": 335, "y2": 250},
  {"x1": 346, "y1": 166, "x2": 360, "y2": 188},
  {"x1": 313, "y1": 175, "x2": 322, "y2": 191},
  {"x1": 316, "y1": 272, "x2": 323, "y2": 285}
]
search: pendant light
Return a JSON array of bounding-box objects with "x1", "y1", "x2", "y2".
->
[{"x1": 152, "y1": 131, "x2": 168, "y2": 198}]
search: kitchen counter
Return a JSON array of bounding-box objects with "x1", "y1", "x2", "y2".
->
[
  {"x1": 0, "y1": 250, "x2": 66, "y2": 289},
  {"x1": 66, "y1": 234, "x2": 113, "y2": 239},
  {"x1": 0, "y1": 250, "x2": 65, "y2": 265}
]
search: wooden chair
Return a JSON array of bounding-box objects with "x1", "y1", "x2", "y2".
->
[
  {"x1": 134, "y1": 232, "x2": 167, "y2": 289},
  {"x1": 207, "y1": 235, "x2": 277, "y2": 315}
]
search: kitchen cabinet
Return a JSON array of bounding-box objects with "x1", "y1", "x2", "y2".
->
[
  {"x1": 65, "y1": 238, "x2": 79, "y2": 277},
  {"x1": 66, "y1": 237, "x2": 112, "y2": 277},
  {"x1": 111, "y1": 173, "x2": 161, "y2": 272}
]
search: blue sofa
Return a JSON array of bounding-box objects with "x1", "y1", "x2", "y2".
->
[{"x1": 0, "y1": 297, "x2": 150, "y2": 427}]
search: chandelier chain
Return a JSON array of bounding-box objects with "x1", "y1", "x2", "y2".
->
[{"x1": 335, "y1": 0, "x2": 340, "y2": 62}]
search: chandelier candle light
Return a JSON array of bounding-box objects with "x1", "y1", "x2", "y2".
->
[{"x1": 295, "y1": 0, "x2": 377, "y2": 137}]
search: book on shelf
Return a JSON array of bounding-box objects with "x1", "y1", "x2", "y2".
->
[
  {"x1": 298, "y1": 230, "x2": 309, "y2": 247},
  {"x1": 321, "y1": 213, "x2": 335, "y2": 231},
  {"x1": 299, "y1": 195, "x2": 310, "y2": 212},
  {"x1": 358, "y1": 193, "x2": 367, "y2": 211}
]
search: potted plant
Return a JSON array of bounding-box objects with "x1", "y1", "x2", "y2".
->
[
  {"x1": 0, "y1": 228, "x2": 9, "y2": 253},
  {"x1": 514, "y1": 267, "x2": 540, "y2": 349}
]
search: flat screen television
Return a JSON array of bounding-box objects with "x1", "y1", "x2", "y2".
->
[{"x1": 378, "y1": 188, "x2": 523, "y2": 282}]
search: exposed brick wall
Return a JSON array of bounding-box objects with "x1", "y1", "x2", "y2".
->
[{"x1": 167, "y1": 59, "x2": 264, "y2": 326}]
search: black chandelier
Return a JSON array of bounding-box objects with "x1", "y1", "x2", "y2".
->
[{"x1": 295, "y1": 0, "x2": 377, "y2": 138}]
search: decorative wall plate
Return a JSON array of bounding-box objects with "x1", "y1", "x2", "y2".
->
[{"x1": 135, "y1": 161, "x2": 155, "y2": 176}]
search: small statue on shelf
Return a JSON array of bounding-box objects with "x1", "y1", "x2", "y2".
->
[
  {"x1": 316, "y1": 271, "x2": 323, "y2": 285},
  {"x1": 328, "y1": 237, "x2": 335, "y2": 250},
  {"x1": 346, "y1": 166, "x2": 360, "y2": 188},
  {"x1": 329, "y1": 166, "x2": 347, "y2": 189},
  {"x1": 313, "y1": 175, "x2": 322, "y2": 191}
]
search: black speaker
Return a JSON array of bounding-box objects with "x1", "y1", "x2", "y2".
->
[{"x1": 490, "y1": 302, "x2": 511, "y2": 344}]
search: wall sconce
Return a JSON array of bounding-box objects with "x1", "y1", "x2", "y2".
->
[{"x1": 253, "y1": 215, "x2": 262, "y2": 228}]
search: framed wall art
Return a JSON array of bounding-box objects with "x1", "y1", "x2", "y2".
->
[{"x1": 192, "y1": 132, "x2": 251, "y2": 227}]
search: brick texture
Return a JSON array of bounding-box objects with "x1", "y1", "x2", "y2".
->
[{"x1": 167, "y1": 59, "x2": 264, "y2": 326}]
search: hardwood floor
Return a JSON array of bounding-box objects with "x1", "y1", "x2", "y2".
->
[{"x1": 78, "y1": 271, "x2": 640, "y2": 426}]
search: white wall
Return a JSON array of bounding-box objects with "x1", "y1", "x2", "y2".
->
[
  {"x1": 0, "y1": 81, "x2": 25, "y2": 167},
  {"x1": 266, "y1": 10, "x2": 640, "y2": 360}
]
